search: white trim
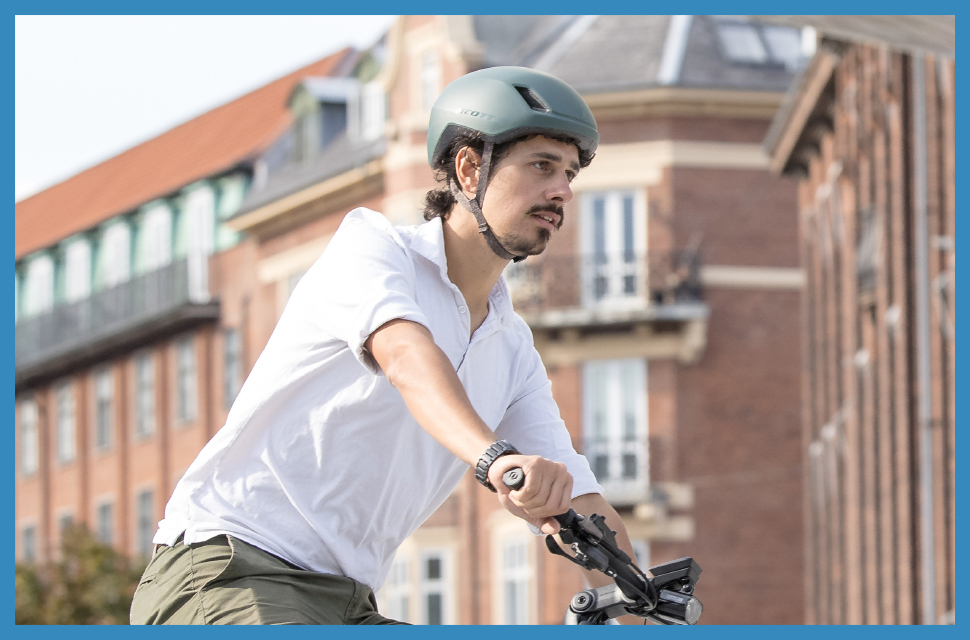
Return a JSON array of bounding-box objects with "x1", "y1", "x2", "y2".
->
[
  {"x1": 533, "y1": 15, "x2": 600, "y2": 71},
  {"x1": 657, "y1": 15, "x2": 693, "y2": 85},
  {"x1": 700, "y1": 265, "x2": 805, "y2": 290}
]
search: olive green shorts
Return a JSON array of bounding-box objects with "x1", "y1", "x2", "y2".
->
[{"x1": 130, "y1": 534, "x2": 405, "y2": 625}]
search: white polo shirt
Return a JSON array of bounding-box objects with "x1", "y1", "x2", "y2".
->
[{"x1": 154, "y1": 208, "x2": 601, "y2": 590}]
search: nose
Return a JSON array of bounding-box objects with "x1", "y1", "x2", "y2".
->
[{"x1": 547, "y1": 170, "x2": 574, "y2": 204}]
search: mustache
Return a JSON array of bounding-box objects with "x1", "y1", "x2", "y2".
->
[{"x1": 526, "y1": 203, "x2": 566, "y2": 230}]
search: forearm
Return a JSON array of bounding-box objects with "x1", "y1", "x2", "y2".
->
[{"x1": 367, "y1": 320, "x2": 494, "y2": 465}]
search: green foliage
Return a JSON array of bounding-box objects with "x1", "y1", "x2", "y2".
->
[{"x1": 15, "y1": 524, "x2": 146, "y2": 625}]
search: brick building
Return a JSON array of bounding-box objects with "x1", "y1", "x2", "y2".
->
[
  {"x1": 17, "y1": 15, "x2": 810, "y2": 624},
  {"x1": 763, "y1": 16, "x2": 955, "y2": 625}
]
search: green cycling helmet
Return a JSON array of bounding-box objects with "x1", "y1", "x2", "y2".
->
[
  {"x1": 427, "y1": 67, "x2": 598, "y2": 262},
  {"x1": 427, "y1": 66, "x2": 598, "y2": 167}
]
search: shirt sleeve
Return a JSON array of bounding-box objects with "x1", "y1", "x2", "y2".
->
[
  {"x1": 494, "y1": 348, "x2": 603, "y2": 500},
  {"x1": 306, "y1": 209, "x2": 432, "y2": 375}
]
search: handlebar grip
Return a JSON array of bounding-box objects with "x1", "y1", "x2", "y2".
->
[
  {"x1": 503, "y1": 468, "x2": 575, "y2": 527},
  {"x1": 502, "y1": 467, "x2": 525, "y2": 490}
]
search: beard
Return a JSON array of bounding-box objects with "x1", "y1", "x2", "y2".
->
[{"x1": 494, "y1": 204, "x2": 565, "y2": 257}]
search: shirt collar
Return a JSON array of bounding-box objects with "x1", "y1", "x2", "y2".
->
[{"x1": 409, "y1": 217, "x2": 514, "y2": 326}]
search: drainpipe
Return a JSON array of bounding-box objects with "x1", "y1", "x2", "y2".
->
[{"x1": 911, "y1": 52, "x2": 936, "y2": 625}]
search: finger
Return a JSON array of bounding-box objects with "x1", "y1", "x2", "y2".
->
[{"x1": 539, "y1": 517, "x2": 561, "y2": 535}]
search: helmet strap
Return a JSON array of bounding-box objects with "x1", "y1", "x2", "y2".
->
[{"x1": 449, "y1": 141, "x2": 526, "y2": 263}]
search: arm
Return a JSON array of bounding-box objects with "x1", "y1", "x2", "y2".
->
[{"x1": 365, "y1": 319, "x2": 572, "y2": 531}]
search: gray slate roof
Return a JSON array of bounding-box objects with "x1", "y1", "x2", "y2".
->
[{"x1": 473, "y1": 15, "x2": 803, "y2": 94}]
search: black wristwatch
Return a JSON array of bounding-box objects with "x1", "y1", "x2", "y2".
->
[{"x1": 475, "y1": 440, "x2": 520, "y2": 492}]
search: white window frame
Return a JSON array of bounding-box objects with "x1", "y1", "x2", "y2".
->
[
  {"x1": 94, "y1": 368, "x2": 113, "y2": 451},
  {"x1": 580, "y1": 190, "x2": 647, "y2": 310},
  {"x1": 379, "y1": 555, "x2": 411, "y2": 623},
  {"x1": 582, "y1": 358, "x2": 649, "y2": 504},
  {"x1": 223, "y1": 328, "x2": 242, "y2": 409},
  {"x1": 21, "y1": 525, "x2": 37, "y2": 563},
  {"x1": 142, "y1": 204, "x2": 173, "y2": 271},
  {"x1": 19, "y1": 398, "x2": 39, "y2": 476},
  {"x1": 134, "y1": 352, "x2": 155, "y2": 438},
  {"x1": 56, "y1": 381, "x2": 76, "y2": 464},
  {"x1": 96, "y1": 500, "x2": 114, "y2": 545},
  {"x1": 361, "y1": 81, "x2": 386, "y2": 141},
  {"x1": 418, "y1": 549, "x2": 451, "y2": 625},
  {"x1": 176, "y1": 336, "x2": 198, "y2": 423},
  {"x1": 24, "y1": 254, "x2": 54, "y2": 316},
  {"x1": 63, "y1": 238, "x2": 92, "y2": 302},
  {"x1": 500, "y1": 535, "x2": 533, "y2": 625},
  {"x1": 185, "y1": 187, "x2": 215, "y2": 258},
  {"x1": 135, "y1": 488, "x2": 155, "y2": 558},
  {"x1": 418, "y1": 49, "x2": 441, "y2": 113},
  {"x1": 101, "y1": 221, "x2": 131, "y2": 288}
]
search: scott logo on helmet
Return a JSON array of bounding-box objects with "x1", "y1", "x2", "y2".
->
[{"x1": 456, "y1": 108, "x2": 495, "y2": 121}]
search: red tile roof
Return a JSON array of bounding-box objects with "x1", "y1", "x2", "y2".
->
[{"x1": 15, "y1": 48, "x2": 352, "y2": 259}]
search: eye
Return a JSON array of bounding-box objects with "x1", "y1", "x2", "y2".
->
[
  {"x1": 565, "y1": 170, "x2": 577, "y2": 183},
  {"x1": 532, "y1": 161, "x2": 549, "y2": 171}
]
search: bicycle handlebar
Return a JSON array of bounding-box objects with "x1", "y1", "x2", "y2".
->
[{"x1": 501, "y1": 466, "x2": 703, "y2": 625}]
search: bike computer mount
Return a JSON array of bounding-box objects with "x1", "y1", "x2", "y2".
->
[{"x1": 502, "y1": 468, "x2": 703, "y2": 625}]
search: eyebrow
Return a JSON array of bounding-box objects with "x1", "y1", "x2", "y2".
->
[{"x1": 530, "y1": 151, "x2": 581, "y2": 173}]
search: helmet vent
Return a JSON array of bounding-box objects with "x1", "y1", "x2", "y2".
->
[{"x1": 514, "y1": 86, "x2": 550, "y2": 112}]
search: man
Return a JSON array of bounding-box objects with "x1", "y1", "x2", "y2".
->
[{"x1": 130, "y1": 66, "x2": 639, "y2": 625}]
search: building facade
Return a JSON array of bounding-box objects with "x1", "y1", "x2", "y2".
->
[
  {"x1": 17, "y1": 15, "x2": 811, "y2": 625},
  {"x1": 764, "y1": 16, "x2": 955, "y2": 625}
]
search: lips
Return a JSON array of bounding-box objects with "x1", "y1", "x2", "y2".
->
[{"x1": 531, "y1": 212, "x2": 560, "y2": 231}]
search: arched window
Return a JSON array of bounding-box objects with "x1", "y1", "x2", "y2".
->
[
  {"x1": 24, "y1": 254, "x2": 54, "y2": 316},
  {"x1": 184, "y1": 188, "x2": 215, "y2": 258},
  {"x1": 101, "y1": 222, "x2": 131, "y2": 288},
  {"x1": 142, "y1": 205, "x2": 172, "y2": 271},
  {"x1": 64, "y1": 239, "x2": 92, "y2": 302}
]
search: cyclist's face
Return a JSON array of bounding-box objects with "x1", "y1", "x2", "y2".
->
[{"x1": 480, "y1": 136, "x2": 580, "y2": 257}]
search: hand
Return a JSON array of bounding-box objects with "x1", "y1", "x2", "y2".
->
[{"x1": 488, "y1": 454, "x2": 573, "y2": 534}]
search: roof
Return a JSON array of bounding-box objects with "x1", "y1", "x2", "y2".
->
[
  {"x1": 471, "y1": 15, "x2": 805, "y2": 95},
  {"x1": 753, "y1": 15, "x2": 955, "y2": 57},
  {"x1": 15, "y1": 47, "x2": 354, "y2": 260}
]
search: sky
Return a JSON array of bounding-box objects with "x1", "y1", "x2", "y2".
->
[{"x1": 15, "y1": 15, "x2": 398, "y2": 202}]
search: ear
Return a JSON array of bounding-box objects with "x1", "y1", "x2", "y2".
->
[{"x1": 455, "y1": 147, "x2": 481, "y2": 197}]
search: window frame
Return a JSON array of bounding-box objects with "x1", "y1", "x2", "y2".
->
[
  {"x1": 55, "y1": 380, "x2": 77, "y2": 465},
  {"x1": 134, "y1": 352, "x2": 156, "y2": 439},
  {"x1": 19, "y1": 398, "x2": 39, "y2": 476}
]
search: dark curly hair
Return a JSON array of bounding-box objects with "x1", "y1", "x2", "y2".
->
[{"x1": 422, "y1": 131, "x2": 594, "y2": 221}]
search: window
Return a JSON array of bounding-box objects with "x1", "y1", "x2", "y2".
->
[
  {"x1": 23, "y1": 254, "x2": 54, "y2": 316},
  {"x1": 224, "y1": 328, "x2": 242, "y2": 409},
  {"x1": 185, "y1": 188, "x2": 215, "y2": 258},
  {"x1": 583, "y1": 358, "x2": 648, "y2": 502},
  {"x1": 361, "y1": 81, "x2": 386, "y2": 141},
  {"x1": 581, "y1": 190, "x2": 645, "y2": 307},
  {"x1": 101, "y1": 222, "x2": 131, "y2": 288},
  {"x1": 134, "y1": 353, "x2": 155, "y2": 438},
  {"x1": 380, "y1": 556, "x2": 410, "y2": 622},
  {"x1": 502, "y1": 537, "x2": 531, "y2": 624},
  {"x1": 64, "y1": 239, "x2": 92, "y2": 302},
  {"x1": 56, "y1": 381, "x2": 76, "y2": 464},
  {"x1": 176, "y1": 337, "x2": 197, "y2": 423},
  {"x1": 715, "y1": 19, "x2": 807, "y2": 72},
  {"x1": 632, "y1": 539, "x2": 651, "y2": 571},
  {"x1": 419, "y1": 551, "x2": 447, "y2": 624},
  {"x1": 19, "y1": 399, "x2": 38, "y2": 476},
  {"x1": 143, "y1": 205, "x2": 173, "y2": 270},
  {"x1": 136, "y1": 490, "x2": 155, "y2": 558},
  {"x1": 94, "y1": 368, "x2": 113, "y2": 450},
  {"x1": 22, "y1": 526, "x2": 36, "y2": 563},
  {"x1": 419, "y1": 50, "x2": 440, "y2": 113},
  {"x1": 59, "y1": 513, "x2": 75, "y2": 537},
  {"x1": 97, "y1": 502, "x2": 114, "y2": 544}
]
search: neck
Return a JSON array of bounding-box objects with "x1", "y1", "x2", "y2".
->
[{"x1": 441, "y1": 208, "x2": 509, "y2": 313}]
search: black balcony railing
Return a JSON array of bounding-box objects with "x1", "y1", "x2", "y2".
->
[
  {"x1": 15, "y1": 258, "x2": 219, "y2": 387},
  {"x1": 504, "y1": 251, "x2": 703, "y2": 317}
]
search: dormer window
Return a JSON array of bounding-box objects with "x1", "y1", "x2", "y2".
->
[
  {"x1": 23, "y1": 254, "x2": 54, "y2": 316},
  {"x1": 715, "y1": 19, "x2": 806, "y2": 72},
  {"x1": 142, "y1": 205, "x2": 173, "y2": 271},
  {"x1": 101, "y1": 222, "x2": 131, "y2": 288}
]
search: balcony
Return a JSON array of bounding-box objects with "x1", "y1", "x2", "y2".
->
[
  {"x1": 505, "y1": 251, "x2": 709, "y2": 365},
  {"x1": 15, "y1": 257, "x2": 219, "y2": 389}
]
